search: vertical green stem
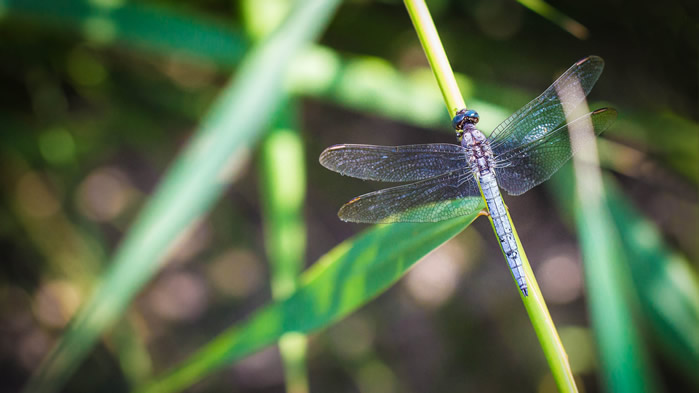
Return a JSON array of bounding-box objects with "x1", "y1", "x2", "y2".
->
[
  {"x1": 403, "y1": 0, "x2": 465, "y2": 117},
  {"x1": 243, "y1": 1, "x2": 310, "y2": 392},
  {"x1": 403, "y1": 1, "x2": 577, "y2": 392},
  {"x1": 259, "y1": 104, "x2": 310, "y2": 393},
  {"x1": 510, "y1": 217, "x2": 578, "y2": 393}
]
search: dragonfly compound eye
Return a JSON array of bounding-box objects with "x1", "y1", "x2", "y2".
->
[
  {"x1": 451, "y1": 109, "x2": 467, "y2": 129},
  {"x1": 464, "y1": 110, "x2": 479, "y2": 124},
  {"x1": 452, "y1": 109, "x2": 479, "y2": 129}
]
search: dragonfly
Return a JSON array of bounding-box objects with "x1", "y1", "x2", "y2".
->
[{"x1": 319, "y1": 56, "x2": 617, "y2": 296}]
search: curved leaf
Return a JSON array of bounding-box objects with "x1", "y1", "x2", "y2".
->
[
  {"x1": 137, "y1": 210, "x2": 482, "y2": 393},
  {"x1": 553, "y1": 167, "x2": 699, "y2": 387}
]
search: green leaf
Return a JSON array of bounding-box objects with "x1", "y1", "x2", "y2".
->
[
  {"x1": 603, "y1": 175, "x2": 699, "y2": 385},
  {"x1": 22, "y1": 1, "x2": 341, "y2": 392},
  {"x1": 137, "y1": 211, "x2": 482, "y2": 393},
  {"x1": 551, "y1": 164, "x2": 666, "y2": 392}
]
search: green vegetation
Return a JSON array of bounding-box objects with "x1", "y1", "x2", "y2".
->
[{"x1": 0, "y1": 1, "x2": 696, "y2": 392}]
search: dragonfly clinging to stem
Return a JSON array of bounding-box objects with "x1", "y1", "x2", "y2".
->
[{"x1": 319, "y1": 56, "x2": 617, "y2": 296}]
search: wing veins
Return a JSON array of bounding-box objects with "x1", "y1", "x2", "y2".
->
[
  {"x1": 338, "y1": 170, "x2": 483, "y2": 223},
  {"x1": 320, "y1": 143, "x2": 469, "y2": 182}
]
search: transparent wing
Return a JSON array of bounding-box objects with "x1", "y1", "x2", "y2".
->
[
  {"x1": 494, "y1": 108, "x2": 617, "y2": 196},
  {"x1": 488, "y1": 56, "x2": 605, "y2": 152},
  {"x1": 319, "y1": 143, "x2": 468, "y2": 182},
  {"x1": 338, "y1": 170, "x2": 483, "y2": 223}
]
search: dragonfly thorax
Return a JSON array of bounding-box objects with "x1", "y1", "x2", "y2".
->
[
  {"x1": 453, "y1": 108, "x2": 493, "y2": 175},
  {"x1": 460, "y1": 125, "x2": 494, "y2": 176}
]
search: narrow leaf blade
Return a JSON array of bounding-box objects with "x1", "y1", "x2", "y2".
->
[{"x1": 138, "y1": 211, "x2": 482, "y2": 393}]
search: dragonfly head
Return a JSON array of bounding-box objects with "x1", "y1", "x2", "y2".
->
[{"x1": 452, "y1": 109, "x2": 479, "y2": 130}]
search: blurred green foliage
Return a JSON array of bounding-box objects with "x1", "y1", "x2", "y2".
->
[{"x1": 0, "y1": 0, "x2": 697, "y2": 393}]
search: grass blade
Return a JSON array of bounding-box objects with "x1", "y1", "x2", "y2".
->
[
  {"x1": 22, "y1": 1, "x2": 341, "y2": 392},
  {"x1": 552, "y1": 165, "x2": 699, "y2": 388},
  {"x1": 574, "y1": 187, "x2": 659, "y2": 392},
  {"x1": 516, "y1": 0, "x2": 589, "y2": 39},
  {"x1": 605, "y1": 175, "x2": 699, "y2": 386},
  {"x1": 553, "y1": 136, "x2": 660, "y2": 392}
]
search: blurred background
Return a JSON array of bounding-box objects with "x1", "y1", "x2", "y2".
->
[{"x1": 1, "y1": 0, "x2": 697, "y2": 392}]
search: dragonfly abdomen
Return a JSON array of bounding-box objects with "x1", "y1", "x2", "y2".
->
[
  {"x1": 479, "y1": 171, "x2": 529, "y2": 296},
  {"x1": 458, "y1": 119, "x2": 527, "y2": 295}
]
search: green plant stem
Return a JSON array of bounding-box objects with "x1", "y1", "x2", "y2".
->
[
  {"x1": 403, "y1": 0, "x2": 465, "y2": 117},
  {"x1": 403, "y1": 1, "x2": 577, "y2": 392},
  {"x1": 259, "y1": 105, "x2": 310, "y2": 393},
  {"x1": 509, "y1": 216, "x2": 578, "y2": 393},
  {"x1": 244, "y1": 1, "x2": 310, "y2": 392}
]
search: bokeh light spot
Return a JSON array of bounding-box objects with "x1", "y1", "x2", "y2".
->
[
  {"x1": 329, "y1": 315, "x2": 374, "y2": 360},
  {"x1": 67, "y1": 48, "x2": 108, "y2": 86},
  {"x1": 206, "y1": 249, "x2": 264, "y2": 299},
  {"x1": 403, "y1": 241, "x2": 468, "y2": 308},
  {"x1": 357, "y1": 360, "x2": 397, "y2": 393},
  {"x1": 163, "y1": 54, "x2": 217, "y2": 90},
  {"x1": 82, "y1": 17, "x2": 117, "y2": 45},
  {"x1": 537, "y1": 250, "x2": 583, "y2": 304},
  {"x1": 39, "y1": 127, "x2": 76, "y2": 165},
  {"x1": 287, "y1": 45, "x2": 340, "y2": 95},
  {"x1": 148, "y1": 272, "x2": 208, "y2": 321},
  {"x1": 18, "y1": 328, "x2": 52, "y2": 370},
  {"x1": 33, "y1": 280, "x2": 82, "y2": 328},
  {"x1": 233, "y1": 346, "x2": 284, "y2": 388},
  {"x1": 242, "y1": 0, "x2": 291, "y2": 40},
  {"x1": 559, "y1": 326, "x2": 597, "y2": 373},
  {"x1": 88, "y1": 0, "x2": 125, "y2": 8},
  {"x1": 339, "y1": 57, "x2": 403, "y2": 114},
  {"x1": 16, "y1": 172, "x2": 60, "y2": 218},
  {"x1": 76, "y1": 167, "x2": 135, "y2": 222}
]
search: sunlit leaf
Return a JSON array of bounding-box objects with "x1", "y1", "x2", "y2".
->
[
  {"x1": 137, "y1": 210, "x2": 482, "y2": 393},
  {"x1": 551, "y1": 163, "x2": 699, "y2": 390}
]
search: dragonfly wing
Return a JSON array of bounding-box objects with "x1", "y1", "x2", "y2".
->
[
  {"x1": 494, "y1": 108, "x2": 617, "y2": 196},
  {"x1": 338, "y1": 170, "x2": 483, "y2": 223},
  {"x1": 320, "y1": 143, "x2": 468, "y2": 182},
  {"x1": 488, "y1": 56, "x2": 605, "y2": 152}
]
